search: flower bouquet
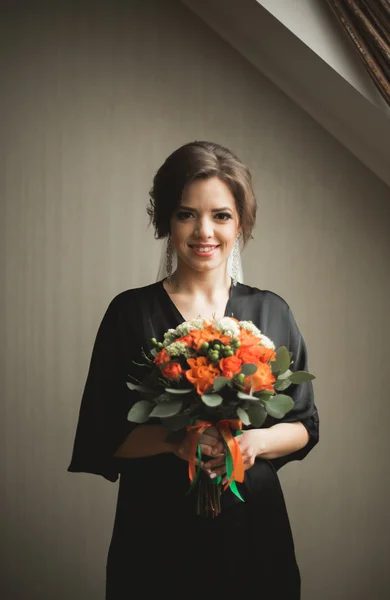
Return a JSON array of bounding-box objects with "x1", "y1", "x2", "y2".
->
[{"x1": 126, "y1": 317, "x2": 315, "y2": 517}]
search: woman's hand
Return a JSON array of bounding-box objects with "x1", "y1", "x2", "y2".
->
[
  {"x1": 204, "y1": 429, "x2": 265, "y2": 482},
  {"x1": 172, "y1": 426, "x2": 225, "y2": 469}
]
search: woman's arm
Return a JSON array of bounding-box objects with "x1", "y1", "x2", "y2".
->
[
  {"x1": 113, "y1": 424, "x2": 225, "y2": 463},
  {"x1": 251, "y1": 421, "x2": 310, "y2": 460},
  {"x1": 204, "y1": 421, "x2": 310, "y2": 479},
  {"x1": 113, "y1": 424, "x2": 175, "y2": 458}
]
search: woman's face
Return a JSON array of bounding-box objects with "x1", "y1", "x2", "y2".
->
[{"x1": 170, "y1": 176, "x2": 241, "y2": 275}]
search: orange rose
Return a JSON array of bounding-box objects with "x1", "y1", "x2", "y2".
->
[
  {"x1": 244, "y1": 362, "x2": 275, "y2": 394},
  {"x1": 162, "y1": 362, "x2": 184, "y2": 380},
  {"x1": 239, "y1": 330, "x2": 261, "y2": 346},
  {"x1": 185, "y1": 356, "x2": 220, "y2": 395},
  {"x1": 258, "y1": 346, "x2": 276, "y2": 363},
  {"x1": 236, "y1": 344, "x2": 264, "y2": 365},
  {"x1": 219, "y1": 355, "x2": 242, "y2": 379},
  {"x1": 175, "y1": 334, "x2": 193, "y2": 348},
  {"x1": 154, "y1": 348, "x2": 170, "y2": 367},
  {"x1": 189, "y1": 326, "x2": 231, "y2": 351}
]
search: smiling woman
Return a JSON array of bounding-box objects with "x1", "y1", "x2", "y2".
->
[
  {"x1": 68, "y1": 140, "x2": 319, "y2": 599},
  {"x1": 170, "y1": 177, "x2": 240, "y2": 272}
]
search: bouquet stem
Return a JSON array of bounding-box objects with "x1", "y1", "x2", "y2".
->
[{"x1": 196, "y1": 471, "x2": 222, "y2": 517}]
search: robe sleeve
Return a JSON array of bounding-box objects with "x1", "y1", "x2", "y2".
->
[
  {"x1": 267, "y1": 307, "x2": 319, "y2": 471},
  {"x1": 67, "y1": 297, "x2": 137, "y2": 482}
]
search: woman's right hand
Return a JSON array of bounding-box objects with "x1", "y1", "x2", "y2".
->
[{"x1": 172, "y1": 426, "x2": 225, "y2": 470}]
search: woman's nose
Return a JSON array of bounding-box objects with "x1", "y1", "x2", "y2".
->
[{"x1": 194, "y1": 217, "x2": 213, "y2": 239}]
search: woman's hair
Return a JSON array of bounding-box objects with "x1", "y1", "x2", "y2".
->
[{"x1": 147, "y1": 141, "x2": 257, "y2": 247}]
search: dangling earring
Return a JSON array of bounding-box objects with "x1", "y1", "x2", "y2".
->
[
  {"x1": 166, "y1": 234, "x2": 173, "y2": 284},
  {"x1": 231, "y1": 234, "x2": 241, "y2": 286}
]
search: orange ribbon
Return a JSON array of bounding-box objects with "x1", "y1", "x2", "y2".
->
[{"x1": 186, "y1": 419, "x2": 244, "y2": 490}]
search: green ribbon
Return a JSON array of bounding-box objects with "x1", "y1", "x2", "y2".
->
[{"x1": 186, "y1": 420, "x2": 244, "y2": 503}]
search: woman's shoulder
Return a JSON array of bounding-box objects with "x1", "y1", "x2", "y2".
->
[
  {"x1": 234, "y1": 282, "x2": 291, "y2": 311},
  {"x1": 106, "y1": 281, "x2": 162, "y2": 313}
]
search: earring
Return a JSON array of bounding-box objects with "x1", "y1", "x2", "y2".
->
[
  {"x1": 231, "y1": 235, "x2": 241, "y2": 286},
  {"x1": 166, "y1": 234, "x2": 173, "y2": 284}
]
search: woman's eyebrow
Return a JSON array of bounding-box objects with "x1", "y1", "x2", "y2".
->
[{"x1": 177, "y1": 205, "x2": 233, "y2": 213}]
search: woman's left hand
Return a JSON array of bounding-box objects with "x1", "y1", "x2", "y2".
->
[{"x1": 204, "y1": 429, "x2": 265, "y2": 482}]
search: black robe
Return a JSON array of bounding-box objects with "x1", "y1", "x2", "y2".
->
[{"x1": 68, "y1": 281, "x2": 319, "y2": 599}]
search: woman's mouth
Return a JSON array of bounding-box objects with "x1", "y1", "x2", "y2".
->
[{"x1": 188, "y1": 244, "x2": 220, "y2": 257}]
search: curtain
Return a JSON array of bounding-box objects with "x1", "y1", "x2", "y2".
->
[{"x1": 326, "y1": 0, "x2": 390, "y2": 106}]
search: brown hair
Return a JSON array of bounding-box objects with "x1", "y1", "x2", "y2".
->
[{"x1": 147, "y1": 141, "x2": 257, "y2": 246}]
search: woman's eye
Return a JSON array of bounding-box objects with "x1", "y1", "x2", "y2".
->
[
  {"x1": 215, "y1": 213, "x2": 232, "y2": 221},
  {"x1": 176, "y1": 211, "x2": 194, "y2": 220}
]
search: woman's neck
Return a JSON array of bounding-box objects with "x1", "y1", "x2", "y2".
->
[{"x1": 167, "y1": 263, "x2": 231, "y2": 301}]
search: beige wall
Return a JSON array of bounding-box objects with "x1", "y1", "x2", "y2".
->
[{"x1": 2, "y1": 1, "x2": 390, "y2": 598}]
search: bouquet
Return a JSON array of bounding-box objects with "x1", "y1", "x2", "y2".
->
[{"x1": 126, "y1": 316, "x2": 315, "y2": 517}]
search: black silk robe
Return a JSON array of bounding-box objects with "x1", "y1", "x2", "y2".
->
[{"x1": 68, "y1": 281, "x2": 319, "y2": 599}]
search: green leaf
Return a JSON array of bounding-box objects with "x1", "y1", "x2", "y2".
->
[
  {"x1": 255, "y1": 389, "x2": 274, "y2": 397},
  {"x1": 240, "y1": 363, "x2": 257, "y2": 376},
  {"x1": 126, "y1": 382, "x2": 155, "y2": 394},
  {"x1": 237, "y1": 407, "x2": 250, "y2": 426},
  {"x1": 150, "y1": 399, "x2": 183, "y2": 418},
  {"x1": 150, "y1": 348, "x2": 158, "y2": 357},
  {"x1": 155, "y1": 392, "x2": 174, "y2": 403},
  {"x1": 212, "y1": 377, "x2": 230, "y2": 391},
  {"x1": 201, "y1": 394, "x2": 223, "y2": 407},
  {"x1": 163, "y1": 413, "x2": 192, "y2": 432},
  {"x1": 165, "y1": 387, "x2": 193, "y2": 394},
  {"x1": 247, "y1": 404, "x2": 267, "y2": 427},
  {"x1": 289, "y1": 371, "x2": 316, "y2": 384},
  {"x1": 127, "y1": 400, "x2": 153, "y2": 423},
  {"x1": 278, "y1": 369, "x2": 293, "y2": 381},
  {"x1": 271, "y1": 346, "x2": 291, "y2": 375},
  {"x1": 237, "y1": 391, "x2": 261, "y2": 402},
  {"x1": 274, "y1": 379, "x2": 291, "y2": 391},
  {"x1": 265, "y1": 394, "x2": 294, "y2": 419}
]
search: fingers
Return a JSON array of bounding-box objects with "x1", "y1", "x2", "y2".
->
[{"x1": 199, "y1": 439, "x2": 225, "y2": 458}]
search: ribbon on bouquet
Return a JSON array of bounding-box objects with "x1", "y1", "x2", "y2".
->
[{"x1": 186, "y1": 418, "x2": 245, "y2": 502}]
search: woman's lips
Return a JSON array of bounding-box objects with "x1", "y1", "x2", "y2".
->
[{"x1": 189, "y1": 244, "x2": 220, "y2": 257}]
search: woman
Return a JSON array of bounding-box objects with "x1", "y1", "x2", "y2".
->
[{"x1": 68, "y1": 141, "x2": 319, "y2": 599}]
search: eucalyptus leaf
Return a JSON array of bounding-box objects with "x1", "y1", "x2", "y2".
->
[
  {"x1": 240, "y1": 363, "x2": 258, "y2": 376},
  {"x1": 265, "y1": 394, "x2": 294, "y2": 419},
  {"x1": 237, "y1": 391, "x2": 260, "y2": 402},
  {"x1": 274, "y1": 379, "x2": 291, "y2": 391},
  {"x1": 255, "y1": 390, "x2": 274, "y2": 398},
  {"x1": 150, "y1": 399, "x2": 183, "y2": 418},
  {"x1": 155, "y1": 392, "x2": 174, "y2": 403},
  {"x1": 127, "y1": 400, "x2": 154, "y2": 423},
  {"x1": 212, "y1": 377, "x2": 230, "y2": 391},
  {"x1": 126, "y1": 382, "x2": 155, "y2": 394},
  {"x1": 165, "y1": 387, "x2": 193, "y2": 394},
  {"x1": 150, "y1": 348, "x2": 158, "y2": 357},
  {"x1": 271, "y1": 346, "x2": 291, "y2": 375},
  {"x1": 247, "y1": 404, "x2": 267, "y2": 427},
  {"x1": 289, "y1": 371, "x2": 316, "y2": 384},
  {"x1": 201, "y1": 394, "x2": 223, "y2": 407},
  {"x1": 237, "y1": 407, "x2": 250, "y2": 426},
  {"x1": 163, "y1": 413, "x2": 192, "y2": 431},
  {"x1": 278, "y1": 369, "x2": 293, "y2": 381}
]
